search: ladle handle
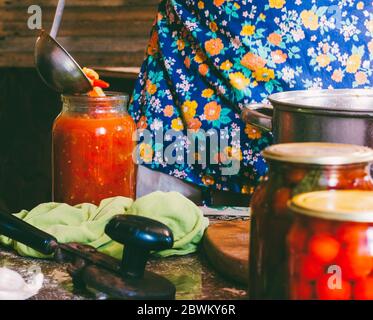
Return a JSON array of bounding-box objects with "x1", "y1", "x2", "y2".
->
[{"x1": 50, "y1": 0, "x2": 65, "y2": 39}]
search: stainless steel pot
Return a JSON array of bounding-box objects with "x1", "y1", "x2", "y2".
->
[{"x1": 242, "y1": 89, "x2": 373, "y2": 147}]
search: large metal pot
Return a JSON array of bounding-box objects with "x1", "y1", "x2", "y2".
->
[{"x1": 242, "y1": 89, "x2": 373, "y2": 147}]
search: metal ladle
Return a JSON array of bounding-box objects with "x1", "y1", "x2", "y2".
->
[{"x1": 35, "y1": 0, "x2": 92, "y2": 93}]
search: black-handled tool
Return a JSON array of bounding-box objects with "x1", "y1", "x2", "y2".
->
[
  {"x1": 105, "y1": 215, "x2": 174, "y2": 279},
  {"x1": 0, "y1": 211, "x2": 58, "y2": 255},
  {"x1": 83, "y1": 215, "x2": 176, "y2": 300},
  {"x1": 0, "y1": 212, "x2": 176, "y2": 300}
]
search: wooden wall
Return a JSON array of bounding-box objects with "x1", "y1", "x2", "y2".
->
[{"x1": 0, "y1": 0, "x2": 159, "y2": 68}]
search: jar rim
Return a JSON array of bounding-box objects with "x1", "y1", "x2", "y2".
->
[
  {"x1": 61, "y1": 91, "x2": 129, "y2": 104},
  {"x1": 263, "y1": 142, "x2": 373, "y2": 165},
  {"x1": 289, "y1": 190, "x2": 373, "y2": 223}
]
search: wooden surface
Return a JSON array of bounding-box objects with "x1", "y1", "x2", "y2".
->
[
  {"x1": 0, "y1": 0, "x2": 158, "y2": 67},
  {"x1": 203, "y1": 220, "x2": 250, "y2": 285}
]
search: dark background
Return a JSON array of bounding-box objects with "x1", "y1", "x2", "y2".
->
[{"x1": 0, "y1": 0, "x2": 158, "y2": 212}]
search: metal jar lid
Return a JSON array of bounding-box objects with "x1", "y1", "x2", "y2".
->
[
  {"x1": 262, "y1": 143, "x2": 373, "y2": 165},
  {"x1": 289, "y1": 190, "x2": 373, "y2": 223}
]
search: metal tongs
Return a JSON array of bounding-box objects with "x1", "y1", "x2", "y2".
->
[{"x1": 0, "y1": 212, "x2": 176, "y2": 300}]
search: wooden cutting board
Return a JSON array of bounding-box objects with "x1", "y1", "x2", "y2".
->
[{"x1": 203, "y1": 220, "x2": 250, "y2": 285}]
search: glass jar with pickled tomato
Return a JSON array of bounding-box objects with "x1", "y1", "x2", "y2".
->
[
  {"x1": 52, "y1": 93, "x2": 137, "y2": 205},
  {"x1": 287, "y1": 190, "x2": 373, "y2": 300},
  {"x1": 249, "y1": 143, "x2": 373, "y2": 299}
]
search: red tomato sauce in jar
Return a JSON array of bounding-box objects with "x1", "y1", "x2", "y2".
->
[
  {"x1": 288, "y1": 190, "x2": 373, "y2": 300},
  {"x1": 52, "y1": 93, "x2": 136, "y2": 205},
  {"x1": 249, "y1": 143, "x2": 373, "y2": 299}
]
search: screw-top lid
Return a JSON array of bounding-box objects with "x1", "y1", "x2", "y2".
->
[
  {"x1": 289, "y1": 190, "x2": 373, "y2": 223},
  {"x1": 262, "y1": 143, "x2": 373, "y2": 165}
]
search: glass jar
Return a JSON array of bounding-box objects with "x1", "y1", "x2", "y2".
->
[
  {"x1": 52, "y1": 93, "x2": 137, "y2": 205},
  {"x1": 287, "y1": 190, "x2": 373, "y2": 300},
  {"x1": 249, "y1": 143, "x2": 373, "y2": 299}
]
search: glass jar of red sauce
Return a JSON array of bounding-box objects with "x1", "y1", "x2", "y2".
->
[
  {"x1": 249, "y1": 143, "x2": 373, "y2": 299},
  {"x1": 52, "y1": 93, "x2": 137, "y2": 205},
  {"x1": 287, "y1": 190, "x2": 373, "y2": 300}
]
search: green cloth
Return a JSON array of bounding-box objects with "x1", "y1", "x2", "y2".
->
[{"x1": 0, "y1": 192, "x2": 209, "y2": 260}]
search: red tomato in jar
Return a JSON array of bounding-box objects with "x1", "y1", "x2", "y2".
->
[
  {"x1": 354, "y1": 277, "x2": 373, "y2": 300},
  {"x1": 287, "y1": 222, "x2": 308, "y2": 253},
  {"x1": 335, "y1": 245, "x2": 373, "y2": 280},
  {"x1": 286, "y1": 168, "x2": 306, "y2": 185},
  {"x1": 325, "y1": 169, "x2": 358, "y2": 189},
  {"x1": 299, "y1": 255, "x2": 324, "y2": 281},
  {"x1": 316, "y1": 275, "x2": 351, "y2": 300},
  {"x1": 344, "y1": 167, "x2": 367, "y2": 182},
  {"x1": 308, "y1": 234, "x2": 340, "y2": 264},
  {"x1": 309, "y1": 219, "x2": 334, "y2": 234},
  {"x1": 336, "y1": 223, "x2": 368, "y2": 247},
  {"x1": 273, "y1": 187, "x2": 292, "y2": 215}
]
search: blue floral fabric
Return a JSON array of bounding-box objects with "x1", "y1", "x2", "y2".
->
[{"x1": 129, "y1": 0, "x2": 373, "y2": 195}]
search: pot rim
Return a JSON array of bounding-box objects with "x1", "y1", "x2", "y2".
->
[{"x1": 268, "y1": 89, "x2": 373, "y2": 115}]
